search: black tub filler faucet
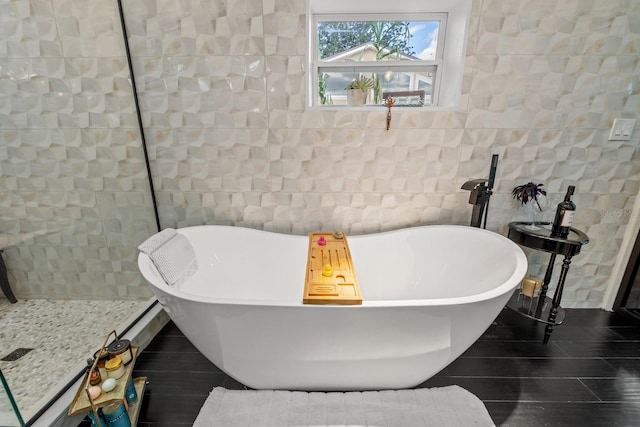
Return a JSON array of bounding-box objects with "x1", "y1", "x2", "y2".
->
[{"x1": 461, "y1": 154, "x2": 499, "y2": 229}]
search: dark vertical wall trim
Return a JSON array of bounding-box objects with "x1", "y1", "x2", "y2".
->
[
  {"x1": 116, "y1": 0, "x2": 162, "y2": 232},
  {"x1": 614, "y1": 230, "x2": 640, "y2": 310}
]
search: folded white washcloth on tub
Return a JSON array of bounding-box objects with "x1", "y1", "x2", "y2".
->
[{"x1": 138, "y1": 228, "x2": 198, "y2": 287}]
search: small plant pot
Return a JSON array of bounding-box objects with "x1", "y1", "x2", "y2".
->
[{"x1": 347, "y1": 89, "x2": 367, "y2": 106}]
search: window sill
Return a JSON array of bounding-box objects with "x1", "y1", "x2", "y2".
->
[{"x1": 305, "y1": 105, "x2": 456, "y2": 112}]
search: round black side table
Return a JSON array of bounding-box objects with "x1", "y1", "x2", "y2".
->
[{"x1": 506, "y1": 222, "x2": 589, "y2": 344}]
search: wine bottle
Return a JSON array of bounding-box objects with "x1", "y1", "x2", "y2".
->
[{"x1": 551, "y1": 186, "x2": 576, "y2": 237}]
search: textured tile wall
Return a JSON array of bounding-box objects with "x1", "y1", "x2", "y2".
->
[
  {"x1": 1, "y1": 0, "x2": 638, "y2": 307},
  {"x1": 128, "y1": 0, "x2": 639, "y2": 308},
  {"x1": 0, "y1": 0, "x2": 157, "y2": 299}
]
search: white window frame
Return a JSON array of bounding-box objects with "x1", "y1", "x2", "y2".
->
[
  {"x1": 315, "y1": 13, "x2": 445, "y2": 106},
  {"x1": 307, "y1": 0, "x2": 472, "y2": 110}
]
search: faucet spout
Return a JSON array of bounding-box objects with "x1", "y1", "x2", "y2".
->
[{"x1": 461, "y1": 154, "x2": 499, "y2": 228}]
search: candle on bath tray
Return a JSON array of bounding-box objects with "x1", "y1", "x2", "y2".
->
[{"x1": 520, "y1": 276, "x2": 543, "y2": 298}]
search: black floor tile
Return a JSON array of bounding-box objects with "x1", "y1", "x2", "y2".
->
[
  {"x1": 486, "y1": 401, "x2": 640, "y2": 427},
  {"x1": 538, "y1": 325, "x2": 626, "y2": 342},
  {"x1": 554, "y1": 341, "x2": 640, "y2": 358},
  {"x1": 442, "y1": 356, "x2": 617, "y2": 378},
  {"x1": 133, "y1": 349, "x2": 221, "y2": 373},
  {"x1": 423, "y1": 376, "x2": 595, "y2": 402},
  {"x1": 137, "y1": 371, "x2": 227, "y2": 396},
  {"x1": 156, "y1": 321, "x2": 184, "y2": 336},
  {"x1": 142, "y1": 335, "x2": 201, "y2": 353},
  {"x1": 461, "y1": 340, "x2": 569, "y2": 358},
  {"x1": 80, "y1": 308, "x2": 640, "y2": 427},
  {"x1": 604, "y1": 358, "x2": 640, "y2": 376},
  {"x1": 136, "y1": 392, "x2": 207, "y2": 424},
  {"x1": 480, "y1": 324, "x2": 624, "y2": 342},
  {"x1": 492, "y1": 308, "x2": 542, "y2": 327},
  {"x1": 560, "y1": 309, "x2": 633, "y2": 327},
  {"x1": 608, "y1": 326, "x2": 640, "y2": 340},
  {"x1": 580, "y1": 376, "x2": 640, "y2": 402}
]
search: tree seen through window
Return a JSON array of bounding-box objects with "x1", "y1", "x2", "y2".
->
[{"x1": 316, "y1": 20, "x2": 439, "y2": 106}]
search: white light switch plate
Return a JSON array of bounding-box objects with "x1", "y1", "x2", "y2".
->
[{"x1": 608, "y1": 118, "x2": 636, "y2": 141}]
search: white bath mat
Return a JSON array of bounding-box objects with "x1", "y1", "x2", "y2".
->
[{"x1": 193, "y1": 386, "x2": 495, "y2": 427}]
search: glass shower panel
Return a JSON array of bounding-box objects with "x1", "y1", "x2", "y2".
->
[
  {"x1": 0, "y1": 367, "x2": 24, "y2": 427},
  {"x1": 0, "y1": 0, "x2": 158, "y2": 422}
]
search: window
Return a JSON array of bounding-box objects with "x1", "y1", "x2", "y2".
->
[
  {"x1": 315, "y1": 16, "x2": 444, "y2": 107},
  {"x1": 307, "y1": 0, "x2": 472, "y2": 109}
]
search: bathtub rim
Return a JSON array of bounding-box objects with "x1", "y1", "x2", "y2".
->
[{"x1": 137, "y1": 224, "x2": 528, "y2": 308}]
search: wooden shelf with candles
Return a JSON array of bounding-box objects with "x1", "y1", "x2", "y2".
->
[{"x1": 68, "y1": 330, "x2": 147, "y2": 426}]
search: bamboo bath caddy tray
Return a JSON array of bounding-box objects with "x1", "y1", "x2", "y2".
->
[
  {"x1": 303, "y1": 232, "x2": 362, "y2": 305},
  {"x1": 68, "y1": 330, "x2": 147, "y2": 427}
]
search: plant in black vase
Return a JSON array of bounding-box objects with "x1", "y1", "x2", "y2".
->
[{"x1": 512, "y1": 182, "x2": 548, "y2": 230}]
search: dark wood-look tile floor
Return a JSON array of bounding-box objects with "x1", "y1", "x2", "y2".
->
[{"x1": 80, "y1": 308, "x2": 640, "y2": 426}]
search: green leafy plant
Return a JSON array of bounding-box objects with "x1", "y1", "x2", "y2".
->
[
  {"x1": 512, "y1": 182, "x2": 547, "y2": 209},
  {"x1": 319, "y1": 73, "x2": 332, "y2": 105},
  {"x1": 345, "y1": 75, "x2": 375, "y2": 90}
]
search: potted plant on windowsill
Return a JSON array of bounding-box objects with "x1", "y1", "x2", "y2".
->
[
  {"x1": 345, "y1": 76, "x2": 374, "y2": 106},
  {"x1": 512, "y1": 182, "x2": 548, "y2": 230}
]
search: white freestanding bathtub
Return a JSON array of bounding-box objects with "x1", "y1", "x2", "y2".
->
[{"x1": 138, "y1": 225, "x2": 527, "y2": 390}]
